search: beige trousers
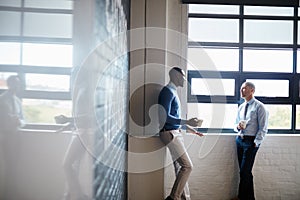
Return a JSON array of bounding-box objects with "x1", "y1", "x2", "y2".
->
[{"x1": 159, "y1": 130, "x2": 192, "y2": 200}]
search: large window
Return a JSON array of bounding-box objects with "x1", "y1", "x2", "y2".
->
[
  {"x1": 0, "y1": 1, "x2": 73, "y2": 124},
  {"x1": 188, "y1": 4, "x2": 300, "y2": 133}
]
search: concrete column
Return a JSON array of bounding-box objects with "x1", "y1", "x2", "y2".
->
[
  {"x1": 128, "y1": 0, "x2": 168, "y2": 199},
  {"x1": 128, "y1": 0, "x2": 189, "y2": 199},
  {"x1": 166, "y1": 0, "x2": 189, "y2": 119},
  {"x1": 129, "y1": 0, "x2": 146, "y2": 137},
  {"x1": 129, "y1": 0, "x2": 168, "y2": 137}
]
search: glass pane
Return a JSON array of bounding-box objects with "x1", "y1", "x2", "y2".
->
[
  {"x1": 296, "y1": 105, "x2": 300, "y2": 129},
  {"x1": 0, "y1": 42, "x2": 21, "y2": 65},
  {"x1": 22, "y1": 43, "x2": 73, "y2": 67},
  {"x1": 23, "y1": 99, "x2": 72, "y2": 124},
  {"x1": 297, "y1": 22, "x2": 300, "y2": 45},
  {"x1": 246, "y1": 79, "x2": 289, "y2": 97},
  {"x1": 187, "y1": 103, "x2": 238, "y2": 129},
  {"x1": 0, "y1": 0, "x2": 21, "y2": 7},
  {"x1": 0, "y1": 72, "x2": 18, "y2": 89},
  {"x1": 244, "y1": 6, "x2": 294, "y2": 16},
  {"x1": 24, "y1": 12, "x2": 72, "y2": 38},
  {"x1": 243, "y1": 49, "x2": 293, "y2": 73},
  {"x1": 266, "y1": 105, "x2": 291, "y2": 129},
  {"x1": 298, "y1": 80, "x2": 300, "y2": 98},
  {"x1": 189, "y1": 18, "x2": 239, "y2": 43},
  {"x1": 24, "y1": 0, "x2": 73, "y2": 9},
  {"x1": 297, "y1": 51, "x2": 300, "y2": 73},
  {"x1": 189, "y1": 4, "x2": 239, "y2": 14},
  {"x1": 188, "y1": 48, "x2": 239, "y2": 71},
  {"x1": 0, "y1": 11, "x2": 21, "y2": 36},
  {"x1": 244, "y1": 20, "x2": 293, "y2": 44},
  {"x1": 191, "y1": 78, "x2": 235, "y2": 96},
  {"x1": 26, "y1": 74, "x2": 70, "y2": 92}
]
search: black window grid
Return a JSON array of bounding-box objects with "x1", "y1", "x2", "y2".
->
[
  {"x1": 0, "y1": 3, "x2": 73, "y2": 101},
  {"x1": 187, "y1": 4, "x2": 300, "y2": 133}
]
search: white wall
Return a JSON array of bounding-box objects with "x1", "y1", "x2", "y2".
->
[
  {"x1": 1, "y1": 132, "x2": 299, "y2": 200},
  {"x1": 0, "y1": 131, "x2": 93, "y2": 200},
  {"x1": 164, "y1": 134, "x2": 300, "y2": 200}
]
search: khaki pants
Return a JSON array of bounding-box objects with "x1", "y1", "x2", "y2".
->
[{"x1": 159, "y1": 130, "x2": 192, "y2": 200}]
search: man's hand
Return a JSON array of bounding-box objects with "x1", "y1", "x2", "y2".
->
[
  {"x1": 186, "y1": 124, "x2": 204, "y2": 137},
  {"x1": 186, "y1": 117, "x2": 199, "y2": 127},
  {"x1": 9, "y1": 115, "x2": 21, "y2": 127},
  {"x1": 237, "y1": 123, "x2": 245, "y2": 130},
  {"x1": 55, "y1": 115, "x2": 72, "y2": 124},
  {"x1": 238, "y1": 120, "x2": 247, "y2": 130},
  {"x1": 194, "y1": 131, "x2": 204, "y2": 137},
  {"x1": 254, "y1": 143, "x2": 260, "y2": 148}
]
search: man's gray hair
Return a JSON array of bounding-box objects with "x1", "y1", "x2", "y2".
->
[{"x1": 244, "y1": 81, "x2": 255, "y2": 91}]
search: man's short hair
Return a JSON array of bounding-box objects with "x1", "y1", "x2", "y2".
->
[
  {"x1": 7, "y1": 75, "x2": 20, "y2": 88},
  {"x1": 244, "y1": 81, "x2": 255, "y2": 91},
  {"x1": 169, "y1": 67, "x2": 185, "y2": 77}
]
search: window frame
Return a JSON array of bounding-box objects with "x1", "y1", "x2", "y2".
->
[
  {"x1": 187, "y1": 4, "x2": 300, "y2": 134},
  {"x1": 0, "y1": 2, "x2": 73, "y2": 126}
]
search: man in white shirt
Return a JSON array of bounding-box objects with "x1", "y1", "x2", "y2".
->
[
  {"x1": 233, "y1": 82, "x2": 268, "y2": 200},
  {"x1": 0, "y1": 75, "x2": 24, "y2": 133}
]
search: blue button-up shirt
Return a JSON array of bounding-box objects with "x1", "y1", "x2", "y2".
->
[
  {"x1": 158, "y1": 82, "x2": 181, "y2": 130},
  {"x1": 234, "y1": 98, "x2": 268, "y2": 146}
]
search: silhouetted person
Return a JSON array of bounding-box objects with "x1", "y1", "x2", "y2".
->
[
  {"x1": 59, "y1": 68, "x2": 95, "y2": 200},
  {"x1": 0, "y1": 75, "x2": 25, "y2": 199}
]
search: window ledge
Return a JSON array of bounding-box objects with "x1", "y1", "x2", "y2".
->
[{"x1": 20, "y1": 123, "x2": 73, "y2": 134}]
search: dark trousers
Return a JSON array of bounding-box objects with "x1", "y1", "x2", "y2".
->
[{"x1": 236, "y1": 136, "x2": 259, "y2": 200}]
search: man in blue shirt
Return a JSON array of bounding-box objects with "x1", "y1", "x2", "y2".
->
[
  {"x1": 233, "y1": 82, "x2": 268, "y2": 200},
  {"x1": 158, "y1": 67, "x2": 203, "y2": 200}
]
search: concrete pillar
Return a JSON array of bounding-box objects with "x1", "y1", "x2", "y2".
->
[
  {"x1": 128, "y1": 0, "x2": 167, "y2": 199},
  {"x1": 128, "y1": 0, "x2": 189, "y2": 199},
  {"x1": 166, "y1": 0, "x2": 189, "y2": 118}
]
